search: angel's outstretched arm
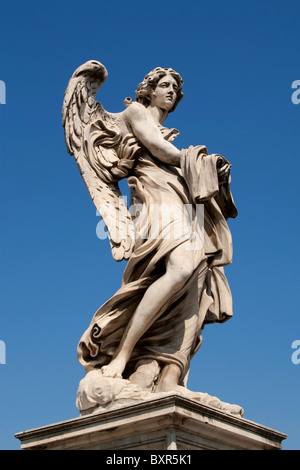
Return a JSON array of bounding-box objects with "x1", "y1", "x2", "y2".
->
[{"x1": 124, "y1": 102, "x2": 181, "y2": 166}]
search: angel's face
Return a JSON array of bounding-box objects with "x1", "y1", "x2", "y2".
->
[{"x1": 150, "y1": 74, "x2": 178, "y2": 112}]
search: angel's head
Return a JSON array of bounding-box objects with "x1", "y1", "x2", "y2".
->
[{"x1": 135, "y1": 67, "x2": 183, "y2": 113}]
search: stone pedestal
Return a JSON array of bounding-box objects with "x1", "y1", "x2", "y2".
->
[{"x1": 15, "y1": 394, "x2": 286, "y2": 450}]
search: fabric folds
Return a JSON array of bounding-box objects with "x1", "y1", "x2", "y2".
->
[{"x1": 77, "y1": 140, "x2": 237, "y2": 385}]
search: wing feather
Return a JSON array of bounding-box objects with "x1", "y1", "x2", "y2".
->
[{"x1": 62, "y1": 60, "x2": 135, "y2": 261}]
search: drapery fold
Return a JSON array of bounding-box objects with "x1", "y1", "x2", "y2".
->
[{"x1": 77, "y1": 142, "x2": 237, "y2": 385}]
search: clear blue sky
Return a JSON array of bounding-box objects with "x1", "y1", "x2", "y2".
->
[{"x1": 0, "y1": 0, "x2": 299, "y2": 450}]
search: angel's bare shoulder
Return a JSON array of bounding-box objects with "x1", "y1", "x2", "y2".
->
[
  {"x1": 116, "y1": 102, "x2": 149, "y2": 137},
  {"x1": 123, "y1": 101, "x2": 149, "y2": 123}
]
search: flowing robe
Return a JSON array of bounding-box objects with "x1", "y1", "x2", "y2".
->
[{"x1": 77, "y1": 127, "x2": 237, "y2": 384}]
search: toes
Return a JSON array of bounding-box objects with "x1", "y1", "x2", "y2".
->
[{"x1": 101, "y1": 366, "x2": 122, "y2": 379}]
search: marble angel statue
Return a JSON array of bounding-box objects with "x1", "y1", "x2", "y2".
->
[{"x1": 62, "y1": 60, "x2": 241, "y2": 415}]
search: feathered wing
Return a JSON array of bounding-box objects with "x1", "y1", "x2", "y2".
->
[{"x1": 62, "y1": 60, "x2": 135, "y2": 261}]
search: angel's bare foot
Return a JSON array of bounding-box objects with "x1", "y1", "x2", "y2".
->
[
  {"x1": 155, "y1": 375, "x2": 196, "y2": 399},
  {"x1": 155, "y1": 363, "x2": 182, "y2": 393},
  {"x1": 156, "y1": 381, "x2": 190, "y2": 395},
  {"x1": 101, "y1": 357, "x2": 126, "y2": 379}
]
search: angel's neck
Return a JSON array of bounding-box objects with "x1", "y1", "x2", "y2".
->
[{"x1": 148, "y1": 105, "x2": 168, "y2": 125}]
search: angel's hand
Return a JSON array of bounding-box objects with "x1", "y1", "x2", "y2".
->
[{"x1": 217, "y1": 161, "x2": 231, "y2": 184}]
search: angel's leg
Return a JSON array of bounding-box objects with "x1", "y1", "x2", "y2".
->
[{"x1": 101, "y1": 240, "x2": 204, "y2": 379}]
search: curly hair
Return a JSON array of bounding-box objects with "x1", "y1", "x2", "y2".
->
[{"x1": 135, "y1": 67, "x2": 183, "y2": 113}]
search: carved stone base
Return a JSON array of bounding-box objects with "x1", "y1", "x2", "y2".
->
[
  {"x1": 76, "y1": 369, "x2": 244, "y2": 418},
  {"x1": 15, "y1": 394, "x2": 286, "y2": 450}
]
